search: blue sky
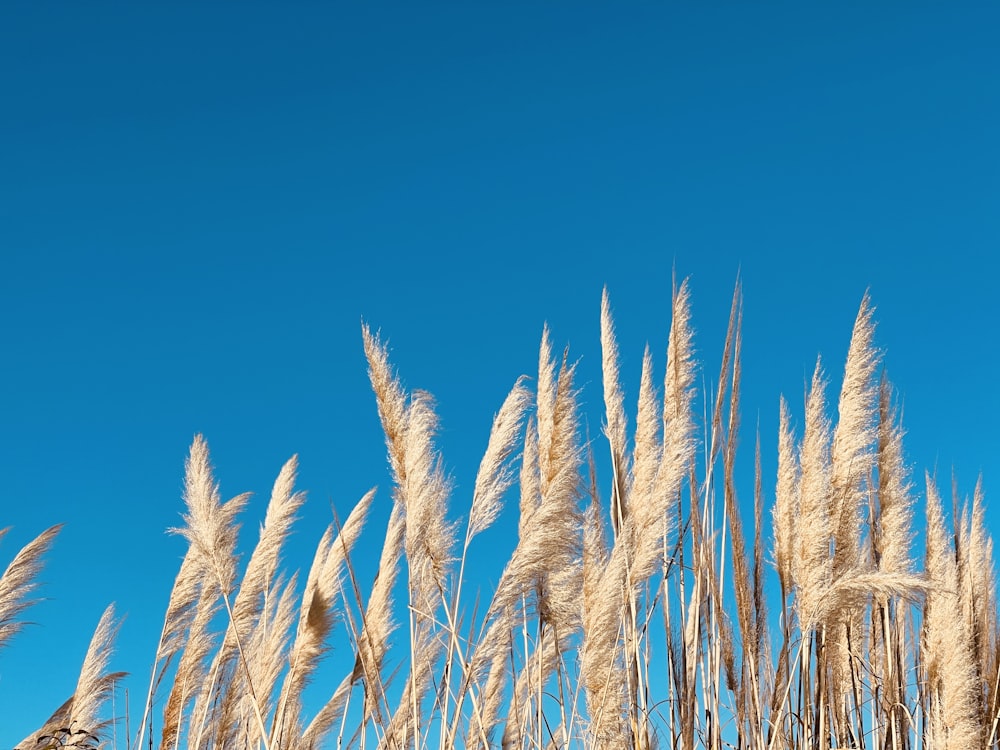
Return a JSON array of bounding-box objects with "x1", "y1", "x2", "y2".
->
[{"x1": 1, "y1": 3, "x2": 998, "y2": 745}]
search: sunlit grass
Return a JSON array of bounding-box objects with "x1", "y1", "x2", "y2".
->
[{"x1": 5, "y1": 281, "x2": 995, "y2": 750}]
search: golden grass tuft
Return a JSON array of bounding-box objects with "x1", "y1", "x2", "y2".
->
[{"x1": 6, "y1": 283, "x2": 999, "y2": 750}]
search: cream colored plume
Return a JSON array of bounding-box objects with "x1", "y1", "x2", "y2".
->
[
  {"x1": 468, "y1": 377, "x2": 531, "y2": 541},
  {"x1": 793, "y1": 362, "x2": 832, "y2": 629},
  {"x1": 923, "y1": 474, "x2": 982, "y2": 750},
  {"x1": 831, "y1": 294, "x2": 880, "y2": 579},
  {"x1": 0, "y1": 524, "x2": 60, "y2": 651}
]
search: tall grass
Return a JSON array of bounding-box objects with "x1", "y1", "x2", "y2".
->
[{"x1": 5, "y1": 282, "x2": 998, "y2": 750}]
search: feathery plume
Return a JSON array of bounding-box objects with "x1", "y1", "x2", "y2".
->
[
  {"x1": 581, "y1": 548, "x2": 628, "y2": 750},
  {"x1": 69, "y1": 604, "x2": 125, "y2": 733},
  {"x1": 924, "y1": 474, "x2": 982, "y2": 750},
  {"x1": 232, "y1": 455, "x2": 306, "y2": 642},
  {"x1": 245, "y1": 574, "x2": 298, "y2": 748},
  {"x1": 18, "y1": 604, "x2": 125, "y2": 749},
  {"x1": 793, "y1": 361, "x2": 832, "y2": 629},
  {"x1": 773, "y1": 399, "x2": 798, "y2": 597},
  {"x1": 831, "y1": 294, "x2": 880, "y2": 579},
  {"x1": 0, "y1": 524, "x2": 60, "y2": 651},
  {"x1": 401, "y1": 389, "x2": 454, "y2": 621},
  {"x1": 601, "y1": 288, "x2": 629, "y2": 533},
  {"x1": 172, "y1": 435, "x2": 248, "y2": 599},
  {"x1": 276, "y1": 490, "x2": 374, "y2": 739},
  {"x1": 518, "y1": 416, "x2": 541, "y2": 541},
  {"x1": 355, "y1": 503, "x2": 405, "y2": 723},
  {"x1": 633, "y1": 279, "x2": 695, "y2": 581},
  {"x1": 363, "y1": 325, "x2": 409, "y2": 488},
  {"x1": 629, "y1": 347, "x2": 661, "y2": 530},
  {"x1": 875, "y1": 375, "x2": 913, "y2": 577},
  {"x1": 468, "y1": 377, "x2": 532, "y2": 542},
  {"x1": 493, "y1": 335, "x2": 582, "y2": 622}
]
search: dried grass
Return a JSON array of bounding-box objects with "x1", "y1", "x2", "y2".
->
[{"x1": 5, "y1": 283, "x2": 998, "y2": 750}]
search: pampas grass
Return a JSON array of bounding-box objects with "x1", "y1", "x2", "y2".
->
[
  {"x1": 0, "y1": 524, "x2": 60, "y2": 651},
  {"x1": 6, "y1": 281, "x2": 1000, "y2": 750}
]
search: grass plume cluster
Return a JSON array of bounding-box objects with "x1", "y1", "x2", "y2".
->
[{"x1": 4, "y1": 281, "x2": 998, "y2": 750}]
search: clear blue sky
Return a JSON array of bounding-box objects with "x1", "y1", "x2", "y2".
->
[{"x1": 1, "y1": 3, "x2": 998, "y2": 745}]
